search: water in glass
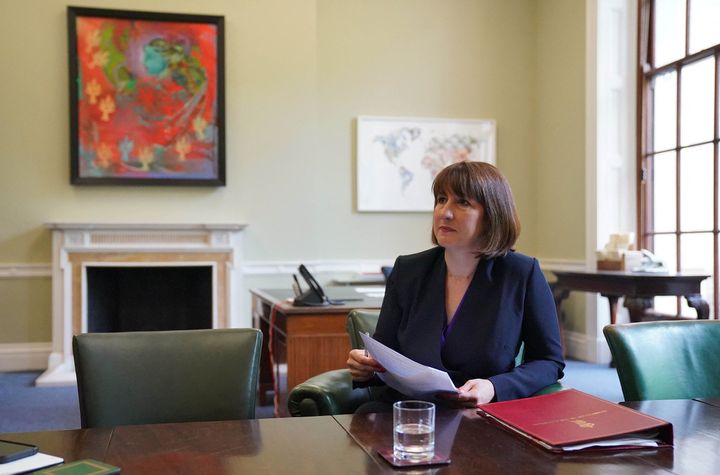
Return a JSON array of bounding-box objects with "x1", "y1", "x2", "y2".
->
[{"x1": 393, "y1": 422, "x2": 435, "y2": 460}]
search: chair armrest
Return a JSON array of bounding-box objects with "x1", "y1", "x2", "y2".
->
[
  {"x1": 287, "y1": 369, "x2": 372, "y2": 416},
  {"x1": 532, "y1": 381, "x2": 567, "y2": 396}
]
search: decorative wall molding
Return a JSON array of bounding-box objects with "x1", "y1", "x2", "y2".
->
[
  {"x1": 241, "y1": 258, "x2": 587, "y2": 276},
  {"x1": 0, "y1": 264, "x2": 51, "y2": 279},
  {"x1": 537, "y1": 258, "x2": 586, "y2": 272},
  {"x1": 240, "y1": 259, "x2": 392, "y2": 276},
  {"x1": 1, "y1": 258, "x2": 583, "y2": 279},
  {"x1": 0, "y1": 343, "x2": 52, "y2": 372}
]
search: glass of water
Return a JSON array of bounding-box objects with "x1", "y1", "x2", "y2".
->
[{"x1": 393, "y1": 400, "x2": 435, "y2": 461}]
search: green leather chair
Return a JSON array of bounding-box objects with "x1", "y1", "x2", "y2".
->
[
  {"x1": 603, "y1": 320, "x2": 720, "y2": 401},
  {"x1": 73, "y1": 328, "x2": 262, "y2": 428},
  {"x1": 287, "y1": 310, "x2": 563, "y2": 416}
]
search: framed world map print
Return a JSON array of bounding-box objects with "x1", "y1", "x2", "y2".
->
[{"x1": 356, "y1": 116, "x2": 496, "y2": 212}]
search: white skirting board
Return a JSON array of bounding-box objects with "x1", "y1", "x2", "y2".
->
[
  {"x1": 0, "y1": 343, "x2": 51, "y2": 372},
  {"x1": 564, "y1": 330, "x2": 612, "y2": 364}
]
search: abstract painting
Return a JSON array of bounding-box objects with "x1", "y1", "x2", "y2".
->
[
  {"x1": 356, "y1": 116, "x2": 496, "y2": 211},
  {"x1": 68, "y1": 7, "x2": 225, "y2": 185}
]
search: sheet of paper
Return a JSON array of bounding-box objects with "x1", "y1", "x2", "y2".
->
[
  {"x1": 352, "y1": 287, "x2": 386, "y2": 298},
  {"x1": 360, "y1": 333, "x2": 458, "y2": 398},
  {"x1": 0, "y1": 452, "x2": 63, "y2": 475},
  {"x1": 561, "y1": 438, "x2": 660, "y2": 451}
]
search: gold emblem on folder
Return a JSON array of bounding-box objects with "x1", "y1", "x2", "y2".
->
[{"x1": 571, "y1": 419, "x2": 595, "y2": 429}]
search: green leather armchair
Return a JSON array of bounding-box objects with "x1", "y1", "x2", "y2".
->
[
  {"x1": 73, "y1": 328, "x2": 262, "y2": 428},
  {"x1": 603, "y1": 320, "x2": 720, "y2": 401},
  {"x1": 287, "y1": 309, "x2": 564, "y2": 416}
]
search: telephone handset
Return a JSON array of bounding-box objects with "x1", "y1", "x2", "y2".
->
[
  {"x1": 640, "y1": 249, "x2": 663, "y2": 266},
  {"x1": 294, "y1": 264, "x2": 330, "y2": 306},
  {"x1": 631, "y1": 249, "x2": 666, "y2": 272}
]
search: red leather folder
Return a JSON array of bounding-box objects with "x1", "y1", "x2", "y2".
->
[{"x1": 477, "y1": 389, "x2": 673, "y2": 452}]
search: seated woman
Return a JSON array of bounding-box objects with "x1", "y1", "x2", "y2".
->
[{"x1": 346, "y1": 161, "x2": 564, "y2": 409}]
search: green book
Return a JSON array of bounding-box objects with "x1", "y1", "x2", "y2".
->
[{"x1": 33, "y1": 458, "x2": 120, "y2": 474}]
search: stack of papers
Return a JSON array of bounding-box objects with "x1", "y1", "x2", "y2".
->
[
  {"x1": 360, "y1": 333, "x2": 457, "y2": 398},
  {"x1": 353, "y1": 287, "x2": 385, "y2": 299}
]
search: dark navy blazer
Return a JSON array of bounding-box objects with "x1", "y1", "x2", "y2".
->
[{"x1": 374, "y1": 246, "x2": 565, "y2": 401}]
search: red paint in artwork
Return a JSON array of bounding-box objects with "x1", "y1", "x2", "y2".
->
[{"x1": 75, "y1": 17, "x2": 219, "y2": 178}]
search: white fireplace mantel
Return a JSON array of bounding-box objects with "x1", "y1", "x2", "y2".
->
[{"x1": 37, "y1": 222, "x2": 247, "y2": 387}]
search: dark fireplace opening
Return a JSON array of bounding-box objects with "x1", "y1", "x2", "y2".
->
[{"x1": 86, "y1": 266, "x2": 212, "y2": 333}]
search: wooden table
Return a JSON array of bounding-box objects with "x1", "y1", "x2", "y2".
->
[
  {"x1": 1, "y1": 417, "x2": 375, "y2": 474},
  {"x1": 250, "y1": 288, "x2": 383, "y2": 415},
  {"x1": 4, "y1": 399, "x2": 720, "y2": 474},
  {"x1": 694, "y1": 397, "x2": 720, "y2": 408},
  {"x1": 552, "y1": 270, "x2": 710, "y2": 325},
  {"x1": 338, "y1": 399, "x2": 720, "y2": 474}
]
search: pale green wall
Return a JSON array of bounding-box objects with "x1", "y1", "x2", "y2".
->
[
  {"x1": 534, "y1": 0, "x2": 587, "y2": 334},
  {"x1": 316, "y1": 0, "x2": 538, "y2": 255},
  {"x1": 533, "y1": 0, "x2": 586, "y2": 260},
  {"x1": 0, "y1": 279, "x2": 52, "y2": 343},
  {"x1": 0, "y1": 0, "x2": 586, "y2": 344}
]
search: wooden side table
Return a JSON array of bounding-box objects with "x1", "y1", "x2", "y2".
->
[{"x1": 552, "y1": 270, "x2": 710, "y2": 327}]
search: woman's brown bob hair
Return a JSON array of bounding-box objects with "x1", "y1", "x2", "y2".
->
[{"x1": 431, "y1": 161, "x2": 520, "y2": 259}]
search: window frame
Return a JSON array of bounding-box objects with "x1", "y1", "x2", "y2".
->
[{"x1": 637, "y1": 0, "x2": 720, "y2": 318}]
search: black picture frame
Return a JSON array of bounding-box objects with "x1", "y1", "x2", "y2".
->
[{"x1": 67, "y1": 6, "x2": 225, "y2": 186}]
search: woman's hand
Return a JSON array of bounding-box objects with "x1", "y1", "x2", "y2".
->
[
  {"x1": 441, "y1": 378, "x2": 495, "y2": 406},
  {"x1": 346, "y1": 349, "x2": 385, "y2": 382}
]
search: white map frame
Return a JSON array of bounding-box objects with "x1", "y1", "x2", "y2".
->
[{"x1": 356, "y1": 116, "x2": 496, "y2": 212}]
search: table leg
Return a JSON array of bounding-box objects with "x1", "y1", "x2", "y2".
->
[
  {"x1": 623, "y1": 297, "x2": 654, "y2": 323},
  {"x1": 551, "y1": 286, "x2": 570, "y2": 355},
  {"x1": 601, "y1": 294, "x2": 620, "y2": 325},
  {"x1": 601, "y1": 294, "x2": 623, "y2": 368},
  {"x1": 686, "y1": 294, "x2": 710, "y2": 319},
  {"x1": 252, "y1": 299, "x2": 274, "y2": 406}
]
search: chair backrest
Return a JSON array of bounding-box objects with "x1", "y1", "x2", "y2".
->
[
  {"x1": 603, "y1": 320, "x2": 720, "y2": 401},
  {"x1": 73, "y1": 328, "x2": 262, "y2": 428},
  {"x1": 346, "y1": 309, "x2": 381, "y2": 349}
]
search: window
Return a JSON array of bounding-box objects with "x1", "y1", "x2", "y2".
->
[{"x1": 638, "y1": 0, "x2": 719, "y2": 317}]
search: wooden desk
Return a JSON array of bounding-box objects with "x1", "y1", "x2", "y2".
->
[
  {"x1": 8, "y1": 399, "x2": 719, "y2": 474},
  {"x1": 250, "y1": 288, "x2": 383, "y2": 415},
  {"x1": 552, "y1": 270, "x2": 710, "y2": 325}
]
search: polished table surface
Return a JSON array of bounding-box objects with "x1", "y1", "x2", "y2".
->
[
  {"x1": 2, "y1": 417, "x2": 375, "y2": 474},
  {"x1": 3, "y1": 399, "x2": 720, "y2": 474},
  {"x1": 694, "y1": 397, "x2": 720, "y2": 408},
  {"x1": 339, "y1": 399, "x2": 720, "y2": 474}
]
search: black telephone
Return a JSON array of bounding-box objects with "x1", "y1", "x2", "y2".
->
[{"x1": 293, "y1": 264, "x2": 330, "y2": 306}]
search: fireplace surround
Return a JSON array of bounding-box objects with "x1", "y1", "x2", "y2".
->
[{"x1": 37, "y1": 223, "x2": 246, "y2": 386}]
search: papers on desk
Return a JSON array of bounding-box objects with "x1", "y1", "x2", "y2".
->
[
  {"x1": 0, "y1": 452, "x2": 63, "y2": 474},
  {"x1": 353, "y1": 287, "x2": 385, "y2": 299},
  {"x1": 360, "y1": 333, "x2": 458, "y2": 399}
]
